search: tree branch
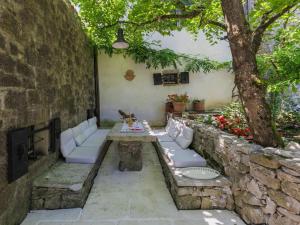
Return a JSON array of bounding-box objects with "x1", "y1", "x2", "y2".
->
[
  {"x1": 207, "y1": 20, "x2": 226, "y2": 30},
  {"x1": 251, "y1": 3, "x2": 297, "y2": 53},
  {"x1": 99, "y1": 7, "x2": 226, "y2": 31}
]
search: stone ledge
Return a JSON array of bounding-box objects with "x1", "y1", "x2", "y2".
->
[
  {"x1": 31, "y1": 141, "x2": 111, "y2": 210},
  {"x1": 175, "y1": 119, "x2": 300, "y2": 225},
  {"x1": 154, "y1": 142, "x2": 234, "y2": 210}
]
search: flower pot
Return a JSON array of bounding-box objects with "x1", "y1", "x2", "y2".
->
[
  {"x1": 193, "y1": 101, "x2": 205, "y2": 112},
  {"x1": 173, "y1": 102, "x2": 186, "y2": 112},
  {"x1": 165, "y1": 102, "x2": 174, "y2": 113}
]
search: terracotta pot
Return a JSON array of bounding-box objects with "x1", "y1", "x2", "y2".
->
[
  {"x1": 193, "y1": 101, "x2": 205, "y2": 112},
  {"x1": 172, "y1": 102, "x2": 186, "y2": 112},
  {"x1": 165, "y1": 102, "x2": 174, "y2": 113}
]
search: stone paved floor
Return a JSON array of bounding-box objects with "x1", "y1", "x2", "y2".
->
[{"x1": 21, "y1": 142, "x2": 246, "y2": 225}]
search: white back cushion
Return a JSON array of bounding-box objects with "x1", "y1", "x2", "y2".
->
[
  {"x1": 72, "y1": 124, "x2": 87, "y2": 146},
  {"x1": 175, "y1": 125, "x2": 194, "y2": 149},
  {"x1": 168, "y1": 120, "x2": 181, "y2": 140},
  {"x1": 84, "y1": 125, "x2": 97, "y2": 138},
  {"x1": 88, "y1": 117, "x2": 97, "y2": 127},
  {"x1": 79, "y1": 121, "x2": 89, "y2": 132},
  {"x1": 60, "y1": 129, "x2": 76, "y2": 157}
]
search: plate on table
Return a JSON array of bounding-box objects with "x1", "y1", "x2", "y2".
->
[{"x1": 180, "y1": 167, "x2": 220, "y2": 180}]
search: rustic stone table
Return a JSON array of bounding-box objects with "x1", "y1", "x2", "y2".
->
[{"x1": 107, "y1": 121, "x2": 157, "y2": 171}]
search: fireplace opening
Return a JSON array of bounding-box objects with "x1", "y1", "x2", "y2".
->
[{"x1": 7, "y1": 117, "x2": 61, "y2": 183}]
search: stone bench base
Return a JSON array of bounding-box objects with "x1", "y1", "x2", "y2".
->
[
  {"x1": 154, "y1": 142, "x2": 234, "y2": 210},
  {"x1": 31, "y1": 141, "x2": 111, "y2": 209}
]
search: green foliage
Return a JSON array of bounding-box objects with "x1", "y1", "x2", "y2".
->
[
  {"x1": 71, "y1": 0, "x2": 299, "y2": 73},
  {"x1": 167, "y1": 93, "x2": 190, "y2": 103},
  {"x1": 221, "y1": 102, "x2": 248, "y2": 128},
  {"x1": 276, "y1": 111, "x2": 300, "y2": 129},
  {"x1": 256, "y1": 6, "x2": 300, "y2": 93},
  {"x1": 123, "y1": 42, "x2": 229, "y2": 72}
]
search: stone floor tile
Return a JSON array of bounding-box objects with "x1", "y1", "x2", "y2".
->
[
  {"x1": 81, "y1": 192, "x2": 130, "y2": 220},
  {"x1": 117, "y1": 219, "x2": 172, "y2": 225},
  {"x1": 176, "y1": 210, "x2": 246, "y2": 225},
  {"x1": 21, "y1": 209, "x2": 82, "y2": 225},
  {"x1": 39, "y1": 222, "x2": 115, "y2": 225},
  {"x1": 21, "y1": 140, "x2": 245, "y2": 225}
]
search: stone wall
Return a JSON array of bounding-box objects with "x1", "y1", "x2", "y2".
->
[
  {"x1": 0, "y1": 0, "x2": 95, "y2": 224},
  {"x1": 187, "y1": 122, "x2": 300, "y2": 225}
]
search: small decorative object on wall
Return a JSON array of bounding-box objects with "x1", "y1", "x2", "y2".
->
[
  {"x1": 179, "y1": 72, "x2": 189, "y2": 84},
  {"x1": 124, "y1": 69, "x2": 135, "y2": 81}
]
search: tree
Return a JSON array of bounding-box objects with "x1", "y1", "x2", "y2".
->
[{"x1": 72, "y1": 0, "x2": 300, "y2": 147}]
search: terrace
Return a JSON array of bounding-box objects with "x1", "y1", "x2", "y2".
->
[{"x1": 0, "y1": 1, "x2": 299, "y2": 225}]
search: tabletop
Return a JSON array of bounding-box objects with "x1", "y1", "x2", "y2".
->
[{"x1": 107, "y1": 121, "x2": 157, "y2": 142}]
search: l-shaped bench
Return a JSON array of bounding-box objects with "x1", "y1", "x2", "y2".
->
[
  {"x1": 152, "y1": 119, "x2": 234, "y2": 210},
  {"x1": 31, "y1": 117, "x2": 111, "y2": 210}
]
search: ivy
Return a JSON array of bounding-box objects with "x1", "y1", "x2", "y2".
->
[{"x1": 121, "y1": 42, "x2": 230, "y2": 73}]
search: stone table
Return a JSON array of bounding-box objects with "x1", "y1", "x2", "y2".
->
[{"x1": 107, "y1": 121, "x2": 157, "y2": 171}]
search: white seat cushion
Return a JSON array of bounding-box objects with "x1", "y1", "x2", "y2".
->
[
  {"x1": 81, "y1": 129, "x2": 110, "y2": 147},
  {"x1": 81, "y1": 135, "x2": 106, "y2": 147},
  {"x1": 60, "y1": 129, "x2": 76, "y2": 157},
  {"x1": 175, "y1": 125, "x2": 194, "y2": 149},
  {"x1": 65, "y1": 146, "x2": 100, "y2": 164},
  {"x1": 159, "y1": 141, "x2": 183, "y2": 155},
  {"x1": 168, "y1": 120, "x2": 181, "y2": 140},
  {"x1": 72, "y1": 124, "x2": 87, "y2": 146},
  {"x1": 93, "y1": 129, "x2": 110, "y2": 137},
  {"x1": 152, "y1": 129, "x2": 173, "y2": 142},
  {"x1": 167, "y1": 149, "x2": 207, "y2": 168}
]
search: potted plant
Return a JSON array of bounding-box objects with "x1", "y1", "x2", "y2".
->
[
  {"x1": 193, "y1": 99, "x2": 205, "y2": 112},
  {"x1": 167, "y1": 93, "x2": 189, "y2": 112}
]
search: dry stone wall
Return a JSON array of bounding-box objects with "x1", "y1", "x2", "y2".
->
[
  {"x1": 0, "y1": 0, "x2": 95, "y2": 224},
  {"x1": 187, "y1": 121, "x2": 300, "y2": 225}
]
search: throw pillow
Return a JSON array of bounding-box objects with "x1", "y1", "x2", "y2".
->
[
  {"x1": 168, "y1": 120, "x2": 181, "y2": 140},
  {"x1": 175, "y1": 125, "x2": 194, "y2": 149}
]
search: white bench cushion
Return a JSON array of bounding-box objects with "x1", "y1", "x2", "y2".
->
[
  {"x1": 168, "y1": 120, "x2": 181, "y2": 140},
  {"x1": 65, "y1": 146, "x2": 100, "y2": 164},
  {"x1": 88, "y1": 117, "x2": 97, "y2": 127},
  {"x1": 152, "y1": 129, "x2": 173, "y2": 142},
  {"x1": 81, "y1": 129, "x2": 110, "y2": 147},
  {"x1": 79, "y1": 121, "x2": 89, "y2": 131},
  {"x1": 83, "y1": 125, "x2": 97, "y2": 138},
  {"x1": 72, "y1": 124, "x2": 87, "y2": 146},
  {"x1": 167, "y1": 149, "x2": 207, "y2": 168},
  {"x1": 81, "y1": 135, "x2": 106, "y2": 147},
  {"x1": 175, "y1": 125, "x2": 194, "y2": 149},
  {"x1": 159, "y1": 141, "x2": 182, "y2": 155},
  {"x1": 60, "y1": 129, "x2": 76, "y2": 157},
  {"x1": 93, "y1": 129, "x2": 110, "y2": 137}
]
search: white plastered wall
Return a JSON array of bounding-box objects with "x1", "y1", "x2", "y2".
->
[{"x1": 98, "y1": 31, "x2": 234, "y2": 126}]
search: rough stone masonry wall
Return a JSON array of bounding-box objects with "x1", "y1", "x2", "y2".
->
[
  {"x1": 188, "y1": 122, "x2": 300, "y2": 225},
  {"x1": 0, "y1": 0, "x2": 95, "y2": 224}
]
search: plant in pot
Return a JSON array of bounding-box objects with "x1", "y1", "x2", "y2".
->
[
  {"x1": 193, "y1": 99, "x2": 205, "y2": 112},
  {"x1": 167, "y1": 93, "x2": 189, "y2": 112}
]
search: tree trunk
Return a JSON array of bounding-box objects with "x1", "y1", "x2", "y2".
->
[{"x1": 221, "y1": 0, "x2": 281, "y2": 147}]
